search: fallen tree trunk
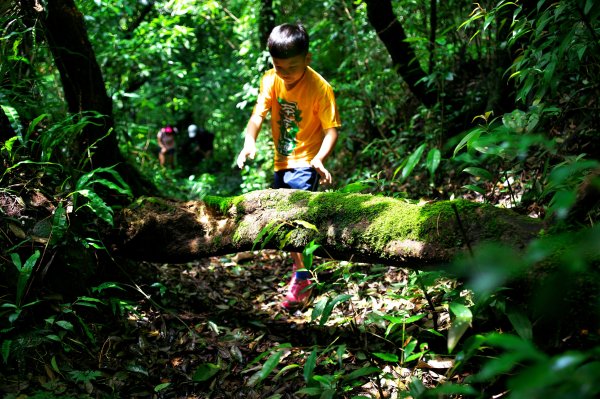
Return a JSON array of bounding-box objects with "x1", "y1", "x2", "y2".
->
[{"x1": 114, "y1": 189, "x2": 542, "y2": 268}]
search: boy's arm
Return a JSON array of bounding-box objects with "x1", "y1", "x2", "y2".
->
[
  {"x1": 236, "y1": 114, "x2": 264, "y2": 169},
  {"x1": 310, "y1": 127, "x2": 339, "y2": 185}
]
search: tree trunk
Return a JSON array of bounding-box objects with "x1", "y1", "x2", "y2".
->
[
  {"x1": 259, "y1": 0, "x2": 276, "y2": 48},
  {"x1": 36, "y1": 0, "x2": 154, "y2": 196},
  {"x1": 38, "y1": 0, "x2": 120, "y2": 169},
  {"x1": 114, "y1": 189, "x2": 541, "y2": 268},
  {"x1": 364, "y1": 0, "x2": 437, "y2": 108}
]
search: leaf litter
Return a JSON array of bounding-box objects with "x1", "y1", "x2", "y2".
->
[{"x1": 87, "y1": 249, "x2": 461, "y2": 398}]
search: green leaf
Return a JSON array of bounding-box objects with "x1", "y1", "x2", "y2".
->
[
  {"x1": 311, "y1": 298, "x2": 329, "y2": 323},
  {"x1": 303, "y1": 240, "x2": 321, "y2": 269},
  {"x1": 344, "y1": 366, "x2": 380, "y2": 380},
  {"x1": 293, "y1": 220, "x2": 319, "y2": 232},
  {"x1": 259, "y1": 349, "x2": 284, "y2": 381},
  {"x1": 76, "y1": 189, "x2": 114, "y2": 225},
  {"x1": 506, "y1": 308, "x2": 532, "y2": 341},
  {"x1": 462, "y1": 184, "x2": 486, "y2": 195},
  {"x1": 336, "y1": 344, "x2": 346, "y2": 369},
  {"x1": 247, "y1": 349, "x2": 285, "y2": 386},
  {"x1": 25, "y1": 113, "x2": 49, "y2": 143},
  {"x1": 372, "y1": 352, "x2": 399, "y2": 362},
  {"x1": 426, "y1": 148, "x2": 441, "y2": 177},
  {"x1": 91, "y1": 282, "x2": 125, "y2": 293},
  {"x1": 2, "y1": 340, "x2": 11, "y2": 363},
  {"x1": 339, "y1": 181, "x2": 371, "y2": 193},
  {"x1": 475, "y1": 351, "x2": 530, "y2": 382},
  {"x1": 319, "y1": 294, "x2": 352, "y2": 326},
  {"x1": 253, "y1": 219, "x2": 283, "y2": 249},
  {"x1": 192, "y1": 363, "x2": 220, "y2": 382},
  {"x1": 273, "y1": 364, "x2": 300, "y2": 380},
  {"x1": 50, "y1": 204, "x2": 68, "y2": 245},
  {"x1": 55, "y1": 320, "x2": 74, "y2": 331},
  {"x1": 51, "y1": 355, "x2": 60, "y2": 373},
  {"x1": 126, "y1": 364, "x2": 149, "y2": 376},
  {"x1": 0, "y1": 104, "x2": 23, "y2": 140},
  {"x1": 462, "y1": 167, "x2": 493, "y2": 181},
  {"x1": 453, "y1": 129, "x2": 482, "y2": 157},
  {"x1": 154, "y1": 382, "x2": 171, "y2": 392},
  {"x1": 14, "y1": 250, "x2": 40, "y2": 306},
  {"x1": 10, "y1": 253, "x2": 22, "y2": 271},
  {"x1": 303, "y1": 348, "x2": 318, "y2": 382},
  {"x1": 404, "y1": 313, "x2": 427, "y2": 324},
  {"x1": 403, "y1": 339, "x2": 419, "y2": 361},
  {"x1": 405, "y1": 352, "x2": 425, "y2": 363},
  {"x1": 395, "y1": 143, "x2": 426, "y2": 183},
  {"x1": 75, "y1": 296, "x2": 104, "y2": 304},
  {"x1": 1, "y1": 136, "x2": 18, "y2": 155},
  {"x1": 313, "y1": 374, "x2": 335, "y2": 387},
  {"x1": 485, "y1": 333, "x2": 544, "y2": 359},
  {"x1": 447, "y1": 303, "x2": 472, "y2": 353}
]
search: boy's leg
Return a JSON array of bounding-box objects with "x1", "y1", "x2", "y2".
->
[{"x1": 274, "y1": 167, "x2": 319, "y2": 308}]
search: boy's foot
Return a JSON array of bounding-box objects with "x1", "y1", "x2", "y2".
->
[{"x1": 281, "y1": 270, "x2": 312, "y2": 309}]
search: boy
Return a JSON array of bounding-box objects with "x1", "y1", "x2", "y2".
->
[{"x1": 236, "y1": 23, "x2": 341, "y2": 309}]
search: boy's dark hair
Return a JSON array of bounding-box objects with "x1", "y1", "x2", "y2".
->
[{"x1": 267, "y1": 23, "x2": 309, "y2": 59}]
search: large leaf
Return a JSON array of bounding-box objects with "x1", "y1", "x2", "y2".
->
[
  {"x1": 453, "y1": 129, "x2": 482, "y2": 157},
  {"x1": 76, "y1": 189, "x2": 114, "y2": 225},
  {"x1": 426, "y1": 148, "x2": 441, "y2": 177},
  {"x1": 303, "y1": 348, "x2": 318, "y2": 383},
  {"x1": 318, "y1": 294, "x2": 352, "y2": 326},
  {"x1": 192, "y1": 363, "x2": 220, "y2": 382},
  {"x1": 247, "y1": 349, "x2": 285, "y2": 387},
  {"x1": 394, "y1": 143, "x2": 426, "y2": 183},
  {"x1": 50, "y1": 204, "x2": 68, "y2": 245},
  {"x1": 447, "y1": 303, "x2": 472, "y2": 353}
]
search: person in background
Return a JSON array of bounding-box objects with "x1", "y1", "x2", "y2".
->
[
  {"x1": 189, "y1": 124, "x2": 215, "y2": 160},
  {"x1": 180, "y1": 124, "x2": 215, "y2": 175},
  {"x1": 157, "y1": 124, "x2": 177, "y2": 168},
  {"x1": 236, "y1": 23, "x2": 341, "y2": 309}
]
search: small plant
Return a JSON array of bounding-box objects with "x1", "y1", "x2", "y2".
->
[
  {"x1": 1, "y1": 250, "x2": 42, "y2": 325},
  {"x1": 298, "y1": 345, "x2": 380, "y2": 398},
  {"x1": 69, "y1": 165, "x2": 133, "y2": 227}
]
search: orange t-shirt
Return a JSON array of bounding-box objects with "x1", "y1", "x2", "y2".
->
[{"x1": 252, "y1": 66, "x2": 341, "y2": 171}]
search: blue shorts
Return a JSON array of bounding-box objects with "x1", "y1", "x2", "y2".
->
[{"x1": 274, "y1": 167, "x2": 319, "y2": 191}]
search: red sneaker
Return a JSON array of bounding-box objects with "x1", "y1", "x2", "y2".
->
[{"x1": 281, "y1": 270, "x2": 312, "y2": 309}]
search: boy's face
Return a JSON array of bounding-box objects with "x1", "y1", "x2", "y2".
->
[{"x1": 272, "y1": 53, "x2": 311, "y2": 90}]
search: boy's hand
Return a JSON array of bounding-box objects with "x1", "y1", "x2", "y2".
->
[
  {"x1": 236, "y1": 145, "x2": 256, "y2": 169},
  {"x1": 310, "y1": 158, "x2": 332, "y2": 185}
]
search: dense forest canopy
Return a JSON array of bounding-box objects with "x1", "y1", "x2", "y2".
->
[{"x1": 1, "y1": 0, "x2": 599, "y2": 398}]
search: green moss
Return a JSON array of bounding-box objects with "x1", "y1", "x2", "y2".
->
[
  {"x1": 306, "y1": 192, "x2": 393, "y2": 225},
  {"x1": 363, "y1": 199, "x2": 423, "y2": 252},
  {"x1": 232, "y1": 220, "x2": 250, "y2": 244},
  {"x1": 204, "y1": 195, "x2": 243, "y2": 215}
]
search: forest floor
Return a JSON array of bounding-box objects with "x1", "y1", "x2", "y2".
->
[{"x1": 54, "y1": 250, "x2": 458, "y2": 399}]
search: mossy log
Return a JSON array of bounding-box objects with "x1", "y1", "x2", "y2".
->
[{"x1": 114, "y1": 189, "x2": 542, "y2": 268}]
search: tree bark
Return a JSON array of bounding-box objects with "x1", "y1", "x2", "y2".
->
[
  {"x1": 364, "y1": 0, "x2": 437, "y2": 108},
  {"x1": 114, "y1": 189, "x2": 541, "y2": 268}
]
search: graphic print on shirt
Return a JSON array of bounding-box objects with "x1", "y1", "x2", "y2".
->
[{"x1": 276, "y1": 98, "x2": 303, "y2": 156}]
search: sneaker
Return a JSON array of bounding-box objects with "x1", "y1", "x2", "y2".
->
[{"x1": 281, "y1": 270, "x2": 312, "y2": 309}]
